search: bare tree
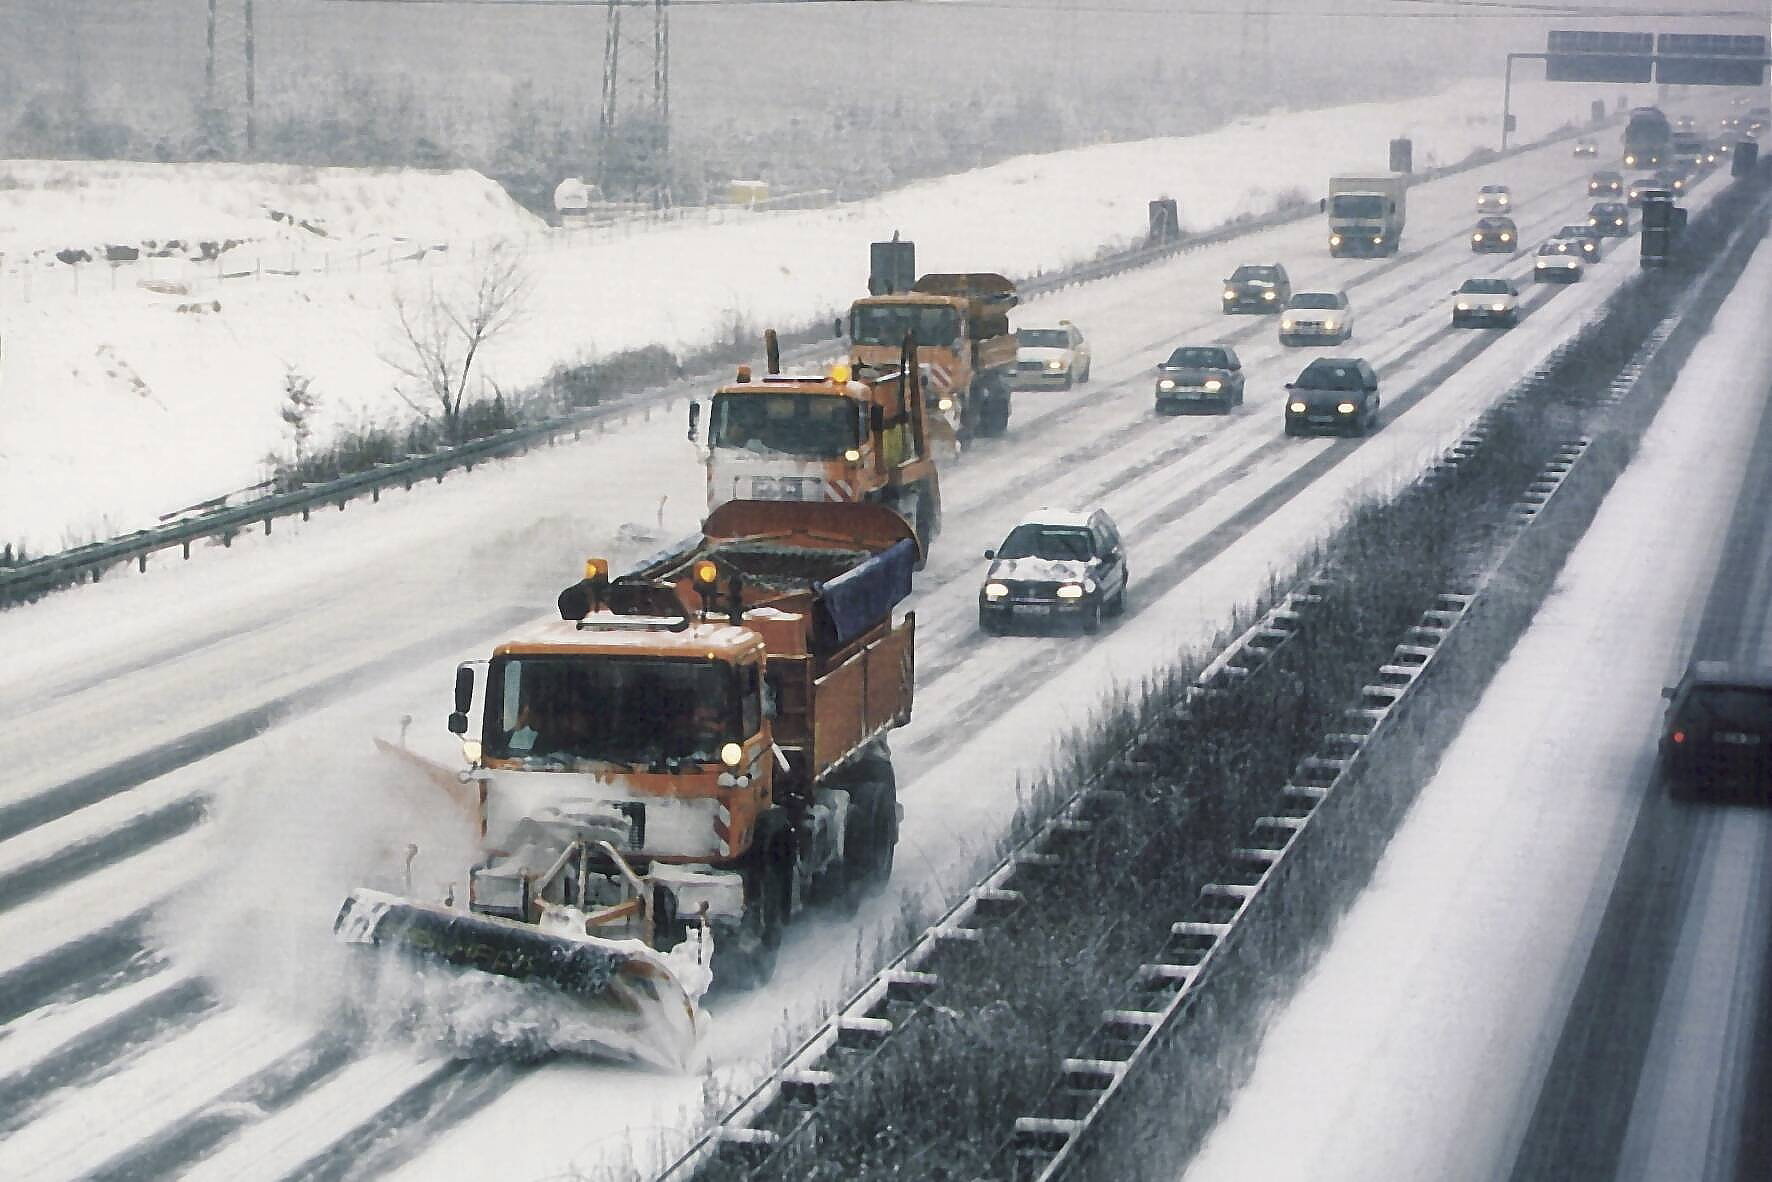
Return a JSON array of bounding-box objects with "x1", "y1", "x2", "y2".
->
[{"x1": 387, "y1": 243, "x2": 529, "y2": 441}]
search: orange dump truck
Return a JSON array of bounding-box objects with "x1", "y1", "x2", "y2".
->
[
  {"x1": 335, "y1": 500, "x2": 917, "y2": 1067},
  {"x1": 848, "y1": 272, "x2": 1019, "y2": 441},
  {"x1": 696, "y1": 338, "x2": 942, "y2": 552}
]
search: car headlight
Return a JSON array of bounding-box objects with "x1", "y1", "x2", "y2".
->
[
  {"x1": 1336, "y1": 401, "x2": 1357, "y2": 414},
  {"x1": 1588, "y1": 217, "x2": 1598, "y2": 225},
  {"x1": 983, "y1": 582, "x2": 1008, "y2": 601},
  {"x1": 1322, "y1": 319, "x2": 1339, "y2": 332},
  {"x1": 1625, "y1": 154, "x2": 1636, "y2": 165},
  {"x1": 1491, "y1": 302, "x2": 1507, "y2": 312},
  {"x1": 1456, "y1": 301, "x2": 1472, "y2": 311},
  {"x1": 1055, "y1": 583, "x2": 1085, "y2": 600},
  {"x1": 1288, "y1": 400, "x2": 1307, "y2": 414},
  {"x1": 1472, "y1": 232, "x2": 1483, "y2": 242},
  {"x1": 1498, "y1": 197, "x2": 1509, "y2": 206},
  {"x1": 1371, "y1": 236, "x2": 1382, "y2": 245},
  {"x1": 1223, "y1": 289, "x2": 1237, "y2": 300},
  {"x1": 1616, "y1": 218, "x2": 1625, "y2": 227},
  {"x1": 1046, "y1": 359, "x2": 1064, "y2": 370},
  {"x1": 1203, "y1": 378, "x2": 1222, "y2": 391},
  {"x1": 1329, "y1": 234, "x2": 1343, "y2": 246},
  {"x1": 1263, "y1": 290, "x2": 1277, "y2": 300},
  {"x1": 1281, "y1": 319, "x2": 1297, "y2": 331},
  {"x1": 1500, "y1": 233, "x2": 1512, "y2": 242},
  {"x1": 1158, "y1": 378, "x2": 1177, "y2": 390}
]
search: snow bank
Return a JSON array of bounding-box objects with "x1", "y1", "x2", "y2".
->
[{"x1": 0, "y1": 75, "x2": 1633, "y2": 552}]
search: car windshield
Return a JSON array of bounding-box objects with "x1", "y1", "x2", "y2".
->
[
  {"x1": 1481, "y1": 186, "x2": 1507, "y2": 195},
  {"x1": 1329, "y1": 194, "x2": 1386, "y2": 218},
  {"x1": 1460, "y1": 279, "x2": 1509, "y2": 294},
  {"x1": 1165, "y1": 347, "x2": 1228, "y2": 368},
  {"x1": 1679, "y1": 686, "x2": 1772, "y2": 732},
  {"x1": 1538, "y1": 243, "x2": 1570, "y2": 256},
  {"x1": 484, "y1": 655, "x2": 742, "y2": 764},
  {"x1": 1289, "y1": 293, "x2": 1341, "y2": 309},
  {"x1": 1019, "y1": 329, "x2": 1070, "y2": 348},
  {"x1": 1230, "y1": 266, "x2": 1279, "y2": 283},
  {"x1": 1477, "y1": 218, "x2": 1512, "y2": 230},
  {"x1": 850, "y1": 303, "x2": 960, "y2": 347},
  {"x1": 709, "y1": 392, "x2": 861, "y2": 457},
  {"x1": 995, "y1": 525, "x2": 1095, "y2": 562},
  {"x1": 1559, "y1": 226, "x2": 1592, "y2": 237},
  {"x1": 1298, "y1": 362, "x2": 1364, "y2": 390}
]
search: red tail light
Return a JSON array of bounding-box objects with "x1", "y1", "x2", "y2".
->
[{"x1": 1671, "y1": 730, "x2": 1686, "y2": 744}]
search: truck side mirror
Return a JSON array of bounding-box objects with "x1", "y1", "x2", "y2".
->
[
  {"x1": 449, "y1": 665, "x2": 474, "y2": 734},
  {"x1": 834, "y1": 318, "x2": 844, "y2": 339},
  {"x1": 688, "y1": 401, "x2": 702, "y2": 442},
  {"x1": 1318, "y1": 197, "x2": 1326, "y2": 212}
]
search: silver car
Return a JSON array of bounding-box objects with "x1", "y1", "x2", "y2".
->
[{"x1": 1279, "y1": 290, "x2": 1353, "y2": 346}]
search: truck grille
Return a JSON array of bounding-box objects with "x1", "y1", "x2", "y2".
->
[{"x1": 749, "y1": 476, "x2": 825, "y2": 501}]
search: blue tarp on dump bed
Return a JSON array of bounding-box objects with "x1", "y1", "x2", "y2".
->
[{"x1": 817, "y1": 538, "x2": 917, "y2": 647}]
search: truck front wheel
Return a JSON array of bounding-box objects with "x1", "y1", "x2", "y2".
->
[{"x1": 715, "y1": 823, "x2": 793, "y2": 988}]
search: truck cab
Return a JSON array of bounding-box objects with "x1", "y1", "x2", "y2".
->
[
  {"x1": 1326, "y1": 173, "x2": 1407, "y2": 256},
  {"x1": 849, "y1": 273, "x2": 1018, "y2": 439}
]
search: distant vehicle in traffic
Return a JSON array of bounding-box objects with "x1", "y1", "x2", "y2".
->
[
  {"x1": 1222, "y1": 263, "x2": 1291, "y2": 313},
  {"x1": 1673, "y1": 114, "x2": 1696, "y2": 134},
  {"x1": 1573, "y1": 138, "x2": 1598, "y2": 158},
  {"x1": 1451, "y1": 277, "x2": 1519, "y2": 327},
  {"x1": 1476, "y1": 184, "x2": 1512, "y2": 212},
  {"x1": 1534, "y1": 241, "x2": 1584, "y2": 283},
  {"x1": 1556, "y1": 225, "x2": 1604, "y2": 262},
  {"x1": 1284, "y1": 357, "x2": 1380, "y2": 437},
  {"x1": 1623, "y1": 106, "x2": 1671, "y2": 168},
  {"x1": 1655, "y1": 167, "x2": 1690, "y2": 196},
  {"x1": 1660, "y1": 660, "x2": 1772, "y2": 801},
  {"x1": 1326, "y1": 174, "x2": 1407, "y2": 256},
  {"x1": 978, "y1": 508, "x2": 1128, "y2": 635},
  {"x1": 1588, "y1": 202, "x2": 1630, "y2": 236},
  {"x1": 1588, "y1": 169, "x2": 1624, "y2": 196},
  {"x1": 1626, "y1": 174, "x2": 1660, "y2": 205},
  {"x1": 1470, "y1": 216, "x2": 1517, "y2": 253},
  {"x1": 1154, "y1": 345, "x2": 1244, "y2": 413},
  {"x1": 1014, "y1": 322, "x2": 1091, "y2": 390},
  {"x1": 1279, "y1": 291, "x2": 1354, "y2": 346}
]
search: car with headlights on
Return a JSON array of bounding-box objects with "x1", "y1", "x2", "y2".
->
[
  {"x1": 1451, "y1": 277, "x2": 1519, "y2": 327},
  {"x1": 1155, "y1": 344, "x2": 1244, "y2": 413},
  {"x1": 1014, "y1": 322, "x2": 1092, "y2": 390},
  {"x1": 1655, "y1": 167, "x2": 1690, "y2": 197},
  {"x1": 1533, "y1": 240, "x2": 1584, "y2": 283},
  {"x1": 1573, "y1": 138, "x2": 1598, "y2": 158},
  {"x1": 1284, "y1": 357, "x2": 1380, "y2": 437},
  {"x1": 1588, "y1": 169, "x2": 1624, "y2": 197},
  {"x1": 1660, "y1": 660, "x2": 1772, "y2": 801},
  {"x1": 1626, "y1": 174, "x2": 1661, "y2": 205},
  {"x1": 978, "y1": 508, "x2": 1128, "y2": 635},
  {"x1": 1279, "y1": 290, "x2": 1353, "y2": 346},
  {"x1": 1475, "y1": 183, "x2": 1512, "y2": 212},
  {"x1": 1550, "y1": 225, "x2": 1602, "y2": 263},
  {"x1": 1470, "y1": 215, "x2": 1518, "y2": 253},
  {"x1": 1588, "y1": 202, "x2": 1630, "y2": 236},
  {"x1": 1221, "y1": 263, "x2": 1291, "y2": 314}
]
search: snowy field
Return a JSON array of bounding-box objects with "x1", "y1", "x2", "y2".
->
[
  {"x1": 1181, "y1": 231, "x2": 1772, "y2": 1181},
  {"x1": 1, "y1": 89, "x2": 1742, "y2": 1178},
  {"x1": 0, "y1": 74, "x2": 1634, "y2": 553}
]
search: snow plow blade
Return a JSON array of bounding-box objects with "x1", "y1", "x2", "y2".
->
[{"x1": 334, "y1": 887, "x2": 708, "y2": 1070}]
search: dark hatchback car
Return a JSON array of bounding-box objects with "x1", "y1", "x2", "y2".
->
[
  {"x1": 1588, "y1": 169, "x2": 1624, "y2": 196},
  {"x1": 1221, "y1": 263, "x2": 1291, "y2": 314},
  {"x1": 1660, "y1": 661, "x2": 1772, "y2": 800},
  {"x1": 1284, "y1": 357, "x2": 1380, "y2": 437},
  {"x1": 978, "y1": 508, "x2": 1128, "y2": 635},
  {"x1": 1554, "y1": 225, "x2": 1603, "y2": 262},
  {"x1": 1155, "y1": 345, "x2": 1244, "y2": 413},
  {"x1": 1588, "y1": 202, "x2": 1631, "y2": 237},
  {"x1": 1470, "y1": 216, "x2": 1518, "y2": 253}
]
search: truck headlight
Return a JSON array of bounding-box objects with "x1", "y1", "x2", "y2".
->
[
  {"x1": 984, "y1": 582, "x2": 1009, "y2": 601},
  {"x1": 721, "y1": 742, "x2": 744, "y2": 768},
  {"x1": 1158, "y1": 378, "x2": 1176, "y2": 390},
  {"x1": 1336, "y1": 402, "x2": 1357, "y2": 414},
  {"x1": 1203, "y1": 378, "x2": 1222, "y2": 391},
  {"x1": 938, "y1": 397, "x2": 954, "y2": 411},
  {"x1": 1288, "y1": 400, "x2": 1307, "y2": 413},
  {"x1": 844, "y1": 448, "x2": 861, "y2": 462},
  {"x1": 1046, "y1": 359, "x2": 1064, "y2": 370},
  {"x1": 1056, "y1": 583, "x2": 1085, "y2": 600}
]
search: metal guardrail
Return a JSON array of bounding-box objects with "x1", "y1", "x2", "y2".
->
[{"x1": 0, "y1": 117, "x2": 1610, "y2": 607}]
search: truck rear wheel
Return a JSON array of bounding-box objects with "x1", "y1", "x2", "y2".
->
[{"x1": 840, "y1": 752, "x2": 899, "y2": 911}]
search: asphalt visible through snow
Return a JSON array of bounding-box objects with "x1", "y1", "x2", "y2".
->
[{"x1": 1508, "y1": 372, "x2": 1772, "y2": 1182}]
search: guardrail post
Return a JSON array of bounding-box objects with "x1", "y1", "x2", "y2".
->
[
  {"x1": 182, "y1": 540, "x2": 191, "y2": 560},
  {"x1": 138, "y1": 553, "x2": 147, "y2": 573},
  {"x1": 264, "y1": 518, "x2": 272, "y2": 536}
]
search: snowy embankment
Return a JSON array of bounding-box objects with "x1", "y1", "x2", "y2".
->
[
  {"x1": 0, "y1": 75, "x2": 1629, "y2": 552},
  {"x1": 1180, "y1": 233, "x2": 1772, "y2": 1182}
]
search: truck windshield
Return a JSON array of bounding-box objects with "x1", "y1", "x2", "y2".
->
[
  {"x1": 709, "y1": 392, "x2": 861, "y2": 458},
  {"x1": 485, "y1": 655, "x2": 746, "y2": 764},
  {"x1": 851, "y1": 304, "x2": 960, "y2": 347},
  {"x1": 1329, "y1": 194, "x2": 1386, "y2": 218}
]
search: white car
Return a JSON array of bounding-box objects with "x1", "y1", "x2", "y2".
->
[
  {"x1": 1279, "y1": 290, "x2": 1354, "y2": 346},
  {"x1": 1476, "y1": 184, "x2": 1512, "y2": 212},
  {"x1": 1534, "y1": 241, "x2": 1584, "y2": 283},
  {"x1": 1451, "y1": 277, "x2": 1519, "y2": 327},
  {"x1": 1014, "y1": 322, "x2": 1092, "y2": 390}
]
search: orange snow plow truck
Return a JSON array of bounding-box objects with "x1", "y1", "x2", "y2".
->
[
  {"x1": 695, "y1": 332, "x2": 942, "y2": 553},
  {"x1": 334, "y1": 499, "x2": 917, "y2": 1068},
  {"x1": 848, "y1": 272, "x2": 1019, "y2": 442}
]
